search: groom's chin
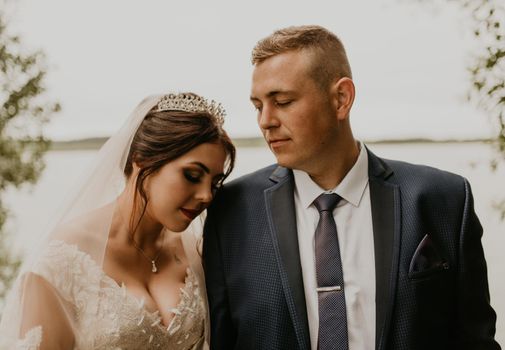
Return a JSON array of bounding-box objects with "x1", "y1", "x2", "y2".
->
[{"x1": 272, "y1": 153, "x2": 301, "y2": 170}]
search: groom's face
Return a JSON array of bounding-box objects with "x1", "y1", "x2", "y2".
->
[{"x1": 250, "y1": 50, "x2": 337, "y2": 172}]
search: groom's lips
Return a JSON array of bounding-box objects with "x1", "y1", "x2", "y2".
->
[
  {"x1": 180, "y1": 208, "x2": 200, "y2": 220},
  {"x1": 268, "y1": 138, "x2": 290, "y2": 148}
]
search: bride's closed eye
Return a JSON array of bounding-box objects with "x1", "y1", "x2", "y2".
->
[{"x1": 183, "y1": 169, "x2": 202, "y2": 183}]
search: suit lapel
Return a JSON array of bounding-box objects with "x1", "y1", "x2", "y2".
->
[
  {"x1": 264, "y1": 166, "x2": 310, "y2": 350},
  {"x1": 262, "y1": 150, "x2": 401, "y2": 350},
  {"x1": 367, "y1": 149, "x2": 401, "y2": 350}
]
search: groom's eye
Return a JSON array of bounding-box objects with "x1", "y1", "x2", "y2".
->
[{"x1": 275, "y1": 100, "x2": 292, "y2": 107}]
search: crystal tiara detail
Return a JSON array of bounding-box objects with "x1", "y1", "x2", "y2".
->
[{"x1": 155, "y1": 93, "x2": 226, "y2": 125}]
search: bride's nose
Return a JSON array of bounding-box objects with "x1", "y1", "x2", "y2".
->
[{"x1": 195, "y1": 183, "x2": 213, "y2": 204}]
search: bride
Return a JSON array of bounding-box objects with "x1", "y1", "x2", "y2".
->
[{"x1": 0, "y1": 92, "x2": 235, "y2": 349}]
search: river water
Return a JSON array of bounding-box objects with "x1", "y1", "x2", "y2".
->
[{"x1": 4, "y1": 142, "x2": 505, "y2": 344}]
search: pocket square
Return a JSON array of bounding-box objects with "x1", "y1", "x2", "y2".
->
[{"x1": 408, "y1": 234, "x2": 449, "y2": 278}]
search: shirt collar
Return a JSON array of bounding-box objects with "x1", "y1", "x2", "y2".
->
[{"x1": 293, "y1": 142, "x2": 369, "y2": 209}]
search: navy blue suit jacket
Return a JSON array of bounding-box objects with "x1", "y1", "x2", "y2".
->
[{"x1": 203, "y1": 149, "x2": 500, "y2": 349}]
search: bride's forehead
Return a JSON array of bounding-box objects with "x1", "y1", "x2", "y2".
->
[
  {"x1": 180, "y1": 143, "x2": 226, "y2": 161},
  {"x1": 161, "y1": 145, "x2": 226, "y2": 170}
]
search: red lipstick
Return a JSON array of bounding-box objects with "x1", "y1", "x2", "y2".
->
[{"x1": 180, "y1": 208, "x2": 200, "y2": 220}]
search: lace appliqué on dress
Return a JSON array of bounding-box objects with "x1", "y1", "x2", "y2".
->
[
  {"x1": 14, "y1": 326, "x2": 42, "y2": 350},
  {"x1": 25, "y1": 240, "x2": 205, "y2": 350}
]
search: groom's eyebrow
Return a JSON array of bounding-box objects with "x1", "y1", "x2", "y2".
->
[{"x1": 250, "y1": 90, "x2": 293, "y2": 101}]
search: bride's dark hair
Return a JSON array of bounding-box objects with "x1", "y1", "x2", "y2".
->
[{"x1": 123, "y1": 103, "x2": 235, "y2": 233}]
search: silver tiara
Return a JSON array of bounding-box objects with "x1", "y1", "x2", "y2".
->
[{"x1": 155, "y1": 93, "x2": 226, "y2": 125}]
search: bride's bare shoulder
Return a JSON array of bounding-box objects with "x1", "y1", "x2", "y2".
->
[{"x1": 50, "y1": 201, "x2": 116, "y2": 253}]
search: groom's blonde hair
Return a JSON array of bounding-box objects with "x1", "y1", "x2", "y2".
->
[{"x1": 251, "y1": 25, "x2": 352, "y2": 89}]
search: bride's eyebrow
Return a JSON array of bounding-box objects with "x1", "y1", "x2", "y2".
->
[{"x1": 188, "y1": 161, "x2": 210, "y2": 174}]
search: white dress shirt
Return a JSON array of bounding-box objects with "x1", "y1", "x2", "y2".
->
[{"x1": 293, "y1": 143, "x2": 375, "y2": 350}]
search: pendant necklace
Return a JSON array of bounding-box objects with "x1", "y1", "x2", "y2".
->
[{"x1": 131, "y1": 231, "x2": 165, "y2": 273}]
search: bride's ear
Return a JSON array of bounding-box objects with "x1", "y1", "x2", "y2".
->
[
  {"x1": 132, "y1": 161, "x2": 141, "y2": 172},
  {"x1": 126, "y1": 162, "x2": 142, "y2": 184}
]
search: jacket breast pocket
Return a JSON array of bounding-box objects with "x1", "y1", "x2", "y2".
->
[{"x1": 408, "y1": 234, "x2": 450, "y2": 281}]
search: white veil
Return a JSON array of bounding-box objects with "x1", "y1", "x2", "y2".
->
[{"x1": 0, "y1": 94, "x2": 210, "y2": 348}]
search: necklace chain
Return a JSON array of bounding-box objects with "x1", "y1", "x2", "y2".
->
[
  {"x1": 115, "y1": 199, "x2": 165, "y2": 273},
  {"x1": 131, "y1": 232, "x2": 164, "y2": 273}
]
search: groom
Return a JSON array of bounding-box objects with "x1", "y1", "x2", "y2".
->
[{"x1": 203, "y1": 25, "x2": 500, "y2": 350}]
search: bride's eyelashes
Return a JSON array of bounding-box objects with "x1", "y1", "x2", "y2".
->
[
  {"x1": 183, "y1": 169, "x2": 202, "y2": 184},
  {"x1": 183, "y1": 168, "x2": 224, "y2": 196}
]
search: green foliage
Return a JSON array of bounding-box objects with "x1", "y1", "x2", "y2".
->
[
  {"x1": 461, "y1": 0, "x2": 505, "y2": 164},
  {"x1": 493, "y1": 199, "x2": 505, "y2": 221},
  {"x1": 462, "y1": 0, "x2": 505, "y2": 219},
  {"x1": 0, "y1": 9, "x2": 59, "y2": 305},
  {"x1": 416, "y1": 0, "x2": 505, "y2": 218}
]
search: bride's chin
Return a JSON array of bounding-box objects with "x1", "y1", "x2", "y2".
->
[{"x1": 163, "y1": 220, "x2": 191, "y2": 233}]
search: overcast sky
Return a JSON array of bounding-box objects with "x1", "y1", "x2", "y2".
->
[{"x1": 7, "y1": 0, "x2": 496, "y2": 141}]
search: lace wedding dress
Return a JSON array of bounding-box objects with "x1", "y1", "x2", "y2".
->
[
  {"x1": 0, "y1": 95, "x2": 216, "y2": 349},
  {"x1": 3, "y1": 240, "x2": 206, "y2": 350}
]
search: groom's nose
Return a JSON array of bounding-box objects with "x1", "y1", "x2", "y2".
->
[{"x1": 258, "y1": 104, "x2": 280, "y2": 130}]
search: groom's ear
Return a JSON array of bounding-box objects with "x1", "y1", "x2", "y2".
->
[{"x1": 330, "y1": 77, "x2": 355, "y2": 121}]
